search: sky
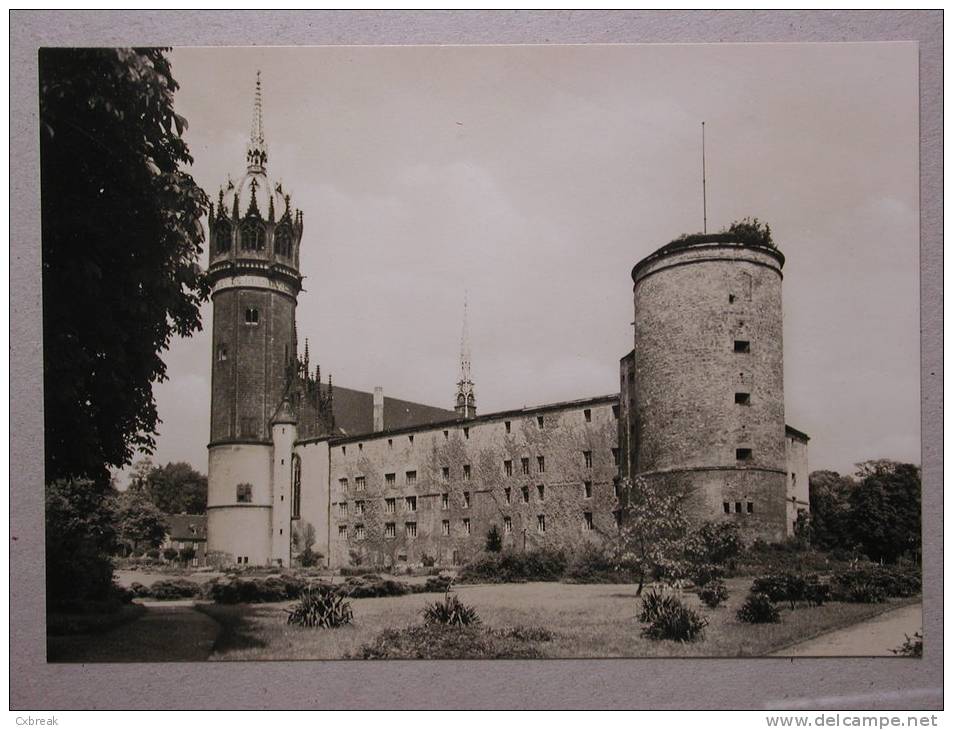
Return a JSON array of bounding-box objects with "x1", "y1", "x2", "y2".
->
[{"x1": 132, "y1": 43, "x2": 920, "y2": 481}]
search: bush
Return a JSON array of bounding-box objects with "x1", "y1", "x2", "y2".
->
[
  {"x1": 208, "y1": 574, "x2": 307, "y2": 604},
  {"x1": 638, "y1": 589, "x2": 680, "y2": 624},
  {"x1": 146, "y1": 548, "x2": 160, "y2": 559},
  {"x1": 421, "y1": 553, "x2": 436, "y2": 568},
  {"x1": 684, "y1": 522, "x2": 743, "y2": 572},
  {"x1": 129, "y1": 582, "x2": 150, "y2": 598},
  {"x1": 350, "y1": 625, "x2": 545, "y2": 660},
  {"x1": 691, "y1": 564, "x2": 725, "y2": 588},
  {"x1": 162, "y1": 547, "x2": 179, "y2": 562},
  {"x1": 831, "y1": 565, "x2": 921, "y2": 600},
  {"x1": 698, "y1": 580, "x2": 729, "y2": 608},
  {"x1": 640, "y1": 597, "x2": 708, "y2": 642},
  {"x1": 285, "y1": 586, "x2": 353, "y2": 628},
  {"x1": 422, "y1": 592, "x2": 481, "y2": 626},
  {"x1": 457, "y1": 548, "x2": 568, "y2": 584},
  {"x1": 298, "y1": 547, "x2": 323, "y2": 568},
  {"x1": 179, "y1": 546, "x2": 196, "y2": 564},
  {"x1": 415, "y1": 575, "x2": 454, "y2": 594},
  {"x1": 804, "y1": 580, "x2": 831, "y2": 607},
  {"x1": 737, "y1": 593, "x2": 781, "y2": 623},
  {"x1": 495, "y1": 625, "x2": 555, "y2": 642},
  {"x1": 147, "y1": 578, "x2": 202, "y2": 600},
  {"x1": 838, "y1": 581, "x2": 887, "y2": 604},
  {"x1": 751, "y1": 572, "x2": 824, "y2": 609},
  {"x1": 341, "y1": 575, "x2": 410, "y2": 598},
  {"x1": 563, "y1": 543, "x2": 638, "y2": 584},
  {"x1": 891, "y1": 632, "x2": 923, "y2": 657}
]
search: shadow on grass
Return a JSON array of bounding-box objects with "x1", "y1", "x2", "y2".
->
[{"x1": 195, "y1": 603, "x2": 270, "y2": 655}]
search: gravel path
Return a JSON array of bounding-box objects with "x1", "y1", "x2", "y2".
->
[
  {"x1": 48, "y1": 603, "x2": 221, "y2": 663},
  {"x1": 771, "y1": 603, "x2": 922, "y2": 657}
]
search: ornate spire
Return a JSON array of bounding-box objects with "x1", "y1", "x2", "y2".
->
[
  {"x1": 246, "y1": 71, "x2": 268, "y2": 172},
  {"x1": 455, "y1": 293, "x2": 476, "y2": 418}
]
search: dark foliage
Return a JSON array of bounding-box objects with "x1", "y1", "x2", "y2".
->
[
  {"x1": 146, "y1": 578, "x2": 202, "y2": 600},
  {"x1": 831, "y1": 565, "x2": 919, "y2": 603},
  {"x1": 285, "y1": 587, "x2": 353, "y2": 628},
  {"x1": 640, "y1": 597, "x2": 708, "y2": 642},
  {"x1": 457, "y1": 547, "x2": 569, "y2": 584},
  {"x1": 848, "y1": 461, "x2": 921, "y2": 563},
  {"x1": 690, "y1": 564, "x2": 726, "y2": 588},
  {"x1": 422, "y1": 592, "x2": 481, "y2": 626},
  {"x1": 494, "y1": 625, "x2": 556, "y2": 642},
  {"x1": 698, "y1": 580, "x2": 729, "y2": 608},
  {"x1": 162, "y1": 547, "x2": 179, "y2": 561},
  {"x1": 46, "y1": 478, "x2": 119, "y2": 607},
  {"x1": 115, "y1": 487, "x2": 169, "y2": 553},
  {"x1": 341, "y1": 575, "x2": 411, "y2": 598},
  {"x1": 563, "y1": 543, "x2": 640, "y2": 584},
  {"x1": 40, "y1": 48, "x2": 209, "y2": 483},
  {"x1": 485, "y1": 525, "x2": 503, "y2": 553},
  {"x1": 638, "y1": 589, "x2": 680, "y2": 624},
  {"x1": 298, "y1": 547, "x2": 323, "y2": 568},
  {"x1": 737, "y1": 593, "x2": 781, "y2": 623},
  {"x1": 351, "y1": 625, "x2": 546, "y2": 660},
  {"x1": 208, "y1": 574, "x2": 307, "y2": 604},
  {"x1": 417, "y1": 575, "x2": 454, "y2": 594},
  {"x1": 684, "y1": 521, "x2": 743, "y2": 572},
  {"x1": 891, "y1": 632, "x2": 923, "y2": 658},
  {"x1": 140, "y1": 461, "x2": 208, "y2": 515}
]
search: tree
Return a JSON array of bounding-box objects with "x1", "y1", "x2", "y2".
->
[
  {"x1": 179, "y1": 545, "x2": 197, "y2": 565},
  {"x1": 607, "y1": 477, "x2": 690, "y2": 595},
  {"x1": 40, "y1": 48, "x2": 209, "y2": 484},
  {"x1": 46, "y1": 478, "x2": 119, "y2": 605},
  {"x1": 143, "y1": 461, "x2": 208, "y2": 514},
  {"x1": 116, "y1": 489, "x2": 169, "y2": 553},
  {"x1": 485, "y1": 525, "x2": 503, "y2": 553},
  {"x1": 848, "y1": 461, "x2": 921, "y2": 563},
  {"x1": 682, "y1": 521, "x2": 743, "y2": 583},
  {"x1": 808, "y1": 470, "x2": 856, "y2": 551}
]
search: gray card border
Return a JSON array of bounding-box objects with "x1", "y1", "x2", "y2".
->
[{"x1": 10, "y1": 9, "x2": 942, "y2": 711}]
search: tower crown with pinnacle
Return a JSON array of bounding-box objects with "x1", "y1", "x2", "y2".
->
[{"x1": 455, "y1": 295, "x2": 476, "y2": 418}]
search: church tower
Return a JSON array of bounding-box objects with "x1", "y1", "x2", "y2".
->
[
  {"x1": 454, "y1": 295, "x2": 476, "y2": 418},
  {"x1": 206, "y1": 73, "x2": 305, "y2": 566}
]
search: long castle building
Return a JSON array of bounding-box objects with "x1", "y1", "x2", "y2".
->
[{"x1": 206, "y1": 77, "x2": 810, "y2": 568}]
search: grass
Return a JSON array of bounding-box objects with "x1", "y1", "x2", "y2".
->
[
  {"x1": 194, "y1": 577, "x2": 920, "y2": 660},
  {"x1": 47, "y1": 603, "x2": 147, "y2": 636}
]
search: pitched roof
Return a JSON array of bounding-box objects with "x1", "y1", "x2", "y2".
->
[
  {"x1": 318, "y1": 383, "x2": 457, "y2": 437},
  {"x1": 165, "y1": 514, "x2": 207, "y2": 541}
]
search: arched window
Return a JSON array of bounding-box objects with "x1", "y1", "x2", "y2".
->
[
  {"x1": 215, "y1": 224, "x2": 232, "y2": 254},
  {"x1": 244, "y1": 307, "x2": 259, "y2": 325},
  {"x1": 292, "y1": 454, "x2": 301, "y2": 520},
  {"x1": 275, "y1": 225, "x2": 292, "y2": 257},
  {"x1": 240, "y1": 221, "x2": 265, "y2": 252},
  {"x1": 217, "y1": 344, "x2": 228, "y2": 361}
]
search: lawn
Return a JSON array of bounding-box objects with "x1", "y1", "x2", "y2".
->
[{"x1": 195, "y1": 577, "x2": 920, "y2": 660}]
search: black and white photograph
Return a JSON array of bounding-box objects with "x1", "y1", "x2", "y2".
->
[{"x1": 35, "y1": 38, "x2": 925, "y2": 668}]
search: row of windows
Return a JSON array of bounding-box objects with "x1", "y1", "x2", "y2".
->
[
  {"x1": 337, "y1": 512, "x2": 599, "y2": 541},
  {"x1": 337, "y1": 450, "x2": 619, "y2": 492},
  {"x1": 335, "y1": 480, "x2": 611, "y2": 516},
  {"x1": 337, "y1": 407, "x2": 621, "y2": 457},
  {"x1": 724, "y1": 501, "x2": 755, "y2": 514},
  {"x1": 215, "y1": 223, "x2": 294, "y2": 257}
]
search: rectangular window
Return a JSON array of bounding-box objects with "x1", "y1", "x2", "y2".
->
[
  {"x1": 355, "y1": 476, "x2": 366, "y2": 491},
  {"x1": 442, "y1": 520, "x2": 450, "y2": 536},
  {"x1": 613, "y1": 481, "x2": 620, "y2": 499},
  {"x1": 521, "y1": 486, "x2": 530, "y2": 504},
  {"x1": 537, "y1": 515, "x2": 546, "y2": 534},
  {"x1": 537, "y1": 456, "x2": 545, "y2": 473},
  {"x1": 405, "y1": 522, "x2": 417, "y2": 539},
  {"x1": 463, "y1": 518, "x2": 471, "y2": 535},
  {"x1": 734, "y1": 340, "x2": 751, "y2": 353},
  {"x1": 736, "y1": 448, "x2": 753, "y2": 461},
  {"x1": 504, "y1": 459, "x2": 513, "y2": 476},
  {"x1": 342, "y1": 446, "x2": 346, "y2": 456},
  {"x1": 239, "y1": 417, "x2": 257, "y2": 438},
  {"x1": 338, "y1": 525, "x2": 347, "y2": 539},
  {"x1": 505, "y1": 421, "x2": 512, "y2": 434},
  {"x1": 355, "y1": 524, "x2": 365, "y2": 540},
  {"x1": 537, "y1": 484, "x2": 545, "y2": 501},
  {"x1": 441, "y1": 493, "x2": 449, "y2": 510},
  {"x1": 385, "y1": 498, "x2": 396, "y2": 514},
  {"x1": 442, "y1": 466, "x2": 450, "y2": 482},
  {"x1": 387, "y1": 439, "x2": 393, "y2": 450},
  {"x1": 338, "y1": 502, "x2": 348, "y2": 517},
  {"x1": 443, "y1": 430, "x2": 449, "y2": 441},
  {"x1": 463, "y1": 427, "x2": 470, "y2": 440},
  {"x1": 358, "y1": 443, "x2": 363, "y2": 452},
  {"x1": 406, "y1": 470, "x2": 417, "y2": 485},
  {"x1": 385, "y1": 473, "x2": 396, "y2": 487},
  {"x1": 747, "y1": 501, "x2": 754, "y2": 514},
  {"x1": 791, "y1": 472, "x2": 797, "y2": 485},
  {"x1": 583, "y1": 450, "x2": 593, "y2": 469},
  {"x1": 537, "y1": 415, "x2": 544, "y2": 429},
  {"x1": 236, "y1": 483, "x2": 252, "y2": 503},
  {"x1": 463, "y1": 464, "x2": 471, "y2": 481},
  {"x1": 612, "y1": 448, "x2": 620, "y2": 466},
  {"x1": 735, "y1": 392, "x2": 751, "y2": 406},
  {"x1": 504, "y1": 487, "x2": 511, "y2": 504},
  {"x1": 584, "y1": 408, "x2": 592, "y2": 422},
  {"x1": 612, "y1": 404, "x2": 620, "y2": 419},
  {"x1": 583, "y1": 512, "x2": 593, "y2": 532},
  {"x1": 355, "y1": 500, "x2": 365, "y2": 515},
  {"x1": 521, "y1": 457, "x2": 530, "y2": 475},
  {"x1": 408, "y1": 434, "x2": 414, "y2": 445},
  {"x1": 218, "y1": 345, "x2": 228, "y2": 362},
  {"x1": 503, "y1": 516, "x2": 512, "y2": 534},
  {"x1": 462, "y1": 491, "x2": 471, "y2": 508},
  {"x1": 735, "y1": 501, "x2": 743, "y2": 514},
  {"x1": 723, "y1": 501, "x2": 731, "y2": 514},
  {"x1": 405, "y1": 496, "x2": 417, "y2": 512},
  {"x1": 339, "y1": 477, "x2": 348, "y2": 492},
  {"x1": 584, "y1": 481, "x2": 592, "y2": 499},
  {"x1": 384, "y1": 523, "x2": 396, "y2": 539}
]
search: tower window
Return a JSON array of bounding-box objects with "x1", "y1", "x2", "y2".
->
[
  {"x1": 735, "y1": 392, "x2": 751, "y2": 406},
  {"x1": 236, "y1": 483, "x2": 252, "y2": 503},
  {"x1": 442, "y1": 520, "x2": 450, "y2": 536},
  {"x1": 291, "y1": 455, "x2": 301, "y2": 519},
  {"x1": 612, "y1": 448, "x2": 620, "y2": 466},
  {"x1": 583, "y1": 450, "x2": 593, "y2": 469},
  {"x1": 442, "y1": 466, "x2": 450, "y2": 482},
  {"x1": 736, "y1": 448, "x2": 753, "y2": 461},
  {"x1": 405, "y1": 496, "x2": 417, "y2": 512},
  {"x1": 384, "y1": 523, "x2": 396, "y2": 539},
  {"x1": 537, "y1": 456, "x2": 545, "y2": 473},
  {"x1": 217, "y1": 345, "x2": 228, "y2": 362},
  {"x1": 443, "y1": 430, "x2": 449, "y2": 441},
  {"x1": 339, "y1": 477, "x2": 348, "y2": 492},
  {"x1": 537, "y1": 484, "x2": 545, "y2": 501},
  {"x1": 503, "y1": 517, "x2": 512, "y2": 534},
  {"x1": 355, "y1": 524, "x2": 365, "y2": 540},
  {"x1": 504, "y1": 487, "x2": 511, "y2": 504},
  {"x1": 355, "y1": 476, "x2": 366, "y2": 491},
  {"x1": 462, "y1": 518, "x2": 471, "y2": 535},
  {"x1": 338, "y1": 525, "x2": 347, "y2": 539},
  {"x1": 405, "y1": 470, "x2": 417, "y2": 485},
  {"x1": 537, "y1": 415, "x2": 545, "y2": 429},
  {"x1": 521, "y1": 486, "x2": 530, "y2": 504},
  {"x1": 275, "y1": 225, "x2": 292, "y2": 257},
  {"x1": 463, "y1": 427, "x2": 470, "y2": 440},
  {"x1": 504, "y1": 459, "x2": 513, "y2": 476},
  {"x1": 584, "y1": 481, "x2": 592, "y2": 499},
  {"x1": 385, "y1": 473, "x2": 395, "y2": 487},
  {"x1": 215, "y1": 224, "x2": 232, "y2": 254},
  {"x1": 521, "y1": 457, "x2": 530, "y2": 475},
  {"x1": 244, "y1": 308, "x2": 259, "y2": 325},
  {"x1": 240, "y1": 221, "x2": 265, "y2": 251},
  {"x1": 747, "y1": 502, "x2": 754, "y2": 514},
  {"x1": 584, "y1": 408, "x2": 592, "y2": 423},
  {"x1": 462, "y1": 491, "x2": 471, "y2": 508},
  {"x1": 385, "y1": 498, "x2": 396, "y2": 514},
  {"x1": 408, "y1": 434, "x2": 414, "y2": 445},
  {"x1": 338, "y1": 502, "x2": 348, "y2": 517},
  {"x1": 735, "y1": 501, "x2": 743, "y2": 514},
  {"x1": 405, "y1": 522, "x2": 417, "y2": 539},
  {"x1": 355, "y1": 501, "x2": 365, "y2": 516},
  {"x1": 734, "y1": 340, "x2": 751, "y2": 353},
  {"x1": 723, "y1": 501, "x2": 731, "y2": 514},
  {"x1": 583, "y1": 512, "x2": 593, "y2": 532},
  {"x1": 387, "y1": 439, "x2": 393, "y2": 450},
  {"x1": 504, "y1": 421, "x2": 511, "y2": 434},
  {"x1": 463, "y1": 464, "x2": 471, "y2": 481},
  {"x1": 612, "y1": 405, "x2": 620, "y2": 419},
  {"x1": 536, "y1": 515, "x2": 546, "y2": 534},
  {"x1": 441, "y1": 493, "x2": 449, "y2": 510}
]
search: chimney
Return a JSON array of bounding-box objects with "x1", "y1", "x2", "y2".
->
[{"x1": 373, "y1": 387, "x2": 384, "y2": 432}]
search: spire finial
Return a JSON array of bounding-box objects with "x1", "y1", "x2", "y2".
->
[
  {"x1": 454, "y1": 292, "x2": 476, "y2": 418},
  {"x1": 246, "y1": 71, "x2": 268, "y2": 172}
]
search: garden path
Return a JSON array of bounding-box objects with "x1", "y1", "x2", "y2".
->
[{"x1": 770, "y1": 603, "x2": 922, "y2": 657}]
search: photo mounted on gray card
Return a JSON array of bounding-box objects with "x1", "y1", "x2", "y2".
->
[{"x1": 40, "y1": 43, "x2": 921, "y2": 662}]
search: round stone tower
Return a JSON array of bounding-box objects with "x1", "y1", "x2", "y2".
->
[
  {"x1": 206, "y1": 73, "x2": 305, "y2": 566},
  {"x1": 629, "y1": 232, "x2": 787, "y2": 541}
]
